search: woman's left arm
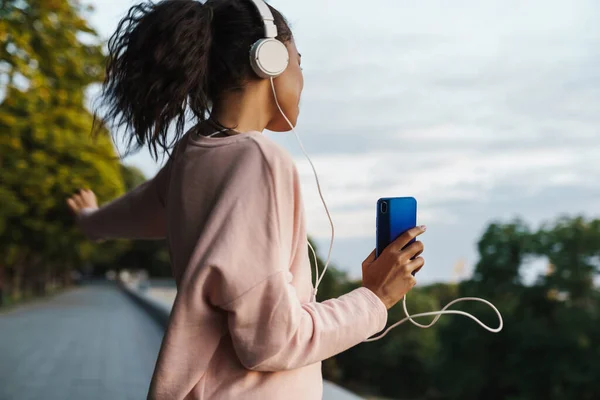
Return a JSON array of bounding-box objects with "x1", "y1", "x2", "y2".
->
[{"x1": 68, "y1": 160, "x2": 171, "y2": 241}]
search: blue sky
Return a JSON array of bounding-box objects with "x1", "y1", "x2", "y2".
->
[{"x1": 87, "y1": 0, "x2": 600, "y2": 283}]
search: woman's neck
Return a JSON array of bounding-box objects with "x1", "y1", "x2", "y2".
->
[{"x1": 211, "y1": 81, "x2": 273, "y2": 134}]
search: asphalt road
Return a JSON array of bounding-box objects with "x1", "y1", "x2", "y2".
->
[{"x1": 0, "y1": 284, "x2": 163, "y2": 400}]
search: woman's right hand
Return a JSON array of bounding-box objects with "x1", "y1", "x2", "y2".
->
[{"x1": 362, "y1": 225, "x2": 427, "y2": 309}]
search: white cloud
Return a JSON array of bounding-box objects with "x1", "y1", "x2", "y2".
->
[{"x1": 296, "y1": 140, "x2": 599, "y2": 238}]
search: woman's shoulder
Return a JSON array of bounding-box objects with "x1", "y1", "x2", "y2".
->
[{"x1": 246, "y1": 133, "x2": 296, "y2": 175}]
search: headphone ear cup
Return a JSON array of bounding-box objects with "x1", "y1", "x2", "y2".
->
[{"x1": 250, "y1": 38, "x2": 289, "y2": 79}]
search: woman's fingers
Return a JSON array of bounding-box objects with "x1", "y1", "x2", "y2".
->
[
  {"x1": 66, "y1": 197, "x2": 79, "y2": 213},
  {"x1": 386, "y1": 225, "x2": 427, "y2": 253},
  {"x1": 80, "y1": 189, "x2": 98, "y2": 209},
  {"x1": 74, "y1": 193, "x2": 85, "y2": 209},
  {"x1": 407, "y1": 256, "x2": 425, "y2": 275},
  {"x1": 66, "y1": 189, "x2": 97, "y2": 210},
  {"x1": 66, "y1": 189, "x2": 89, "y2": 214},
  {"x1": 401, "y1": 240, "x2": 424, "y2": 260},
  {"x1": 363, "y1": 248, "x2": 425, "y2": 309}
]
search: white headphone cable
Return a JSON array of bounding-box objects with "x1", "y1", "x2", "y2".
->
[
  {"x1": 364, "y1": 294, "x2": 503, "y2": 342},
  {"x1": 270, "y1": 78, "x2": 333, "y2": 301},
  {"x1": 269, "y1": 78, "x2": 503, "y2": 340}
]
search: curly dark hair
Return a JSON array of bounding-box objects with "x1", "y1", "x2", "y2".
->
[{"x1": 95, "y1": 0, "x2": 292, "y2": 159}]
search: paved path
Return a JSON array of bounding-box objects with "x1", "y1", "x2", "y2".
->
[{"x1": 0, "y1": 284, "x2": 164, "y2": 400}]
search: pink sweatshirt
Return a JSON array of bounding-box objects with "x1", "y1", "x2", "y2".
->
[{"x1": 79, "y1": 130, "x2": 388, "y2": 400}]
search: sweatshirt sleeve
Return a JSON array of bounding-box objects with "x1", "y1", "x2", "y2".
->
[
  {"x1": 77, "y1": 158, "x2": 171, "y2": 241},
  {"x1": 206, "y1": 140, "x2": 388, "y2": 372}
]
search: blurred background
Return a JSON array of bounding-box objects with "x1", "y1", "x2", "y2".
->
[{"x1": 1, "y1": 0, "x2": 599, "y2": 399}]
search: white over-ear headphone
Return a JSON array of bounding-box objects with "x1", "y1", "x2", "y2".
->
[
  {"x1": 247, "y1": 0, "x2": 290, "y2": 79},
  {"x1": 246, "y1": 0, "x2": 503, "y2": 341}
]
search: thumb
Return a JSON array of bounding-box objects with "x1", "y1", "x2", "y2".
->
[{"x1": 362, "y1": 248, "x2": 376, "y2": 271}]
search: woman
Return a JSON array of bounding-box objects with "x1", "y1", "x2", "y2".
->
[{"x1": 67, "y1": 0, "x2": 426, "y2": 399}]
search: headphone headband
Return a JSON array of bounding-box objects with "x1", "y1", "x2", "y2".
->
[
  {"x1": 246, "y1": 0, "x2": 289, "y2": 79},
  {"x1": 248, "y1": 0, "x2": 278, "y2": 38}
]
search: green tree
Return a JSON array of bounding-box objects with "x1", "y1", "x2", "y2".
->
[
  {"x1": 433, "y1": 220, "x2": 532, "y2": 400},
  {"x1": 434, "y1": 217, "x2": 600, "y2": 400},
  {"x1": 471, "y1": 219, "x2": 534, "y2": 291},
  {"x1": 537, "y1": 216, "x2": 598, "y2": 303},
  {"x1": 0, "y1": 0, "x2": 124, "y2": 300}
]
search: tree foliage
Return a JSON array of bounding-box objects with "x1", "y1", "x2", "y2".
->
[{"x1": 0, "y1": 0, "x2": 123, "y2": 299}]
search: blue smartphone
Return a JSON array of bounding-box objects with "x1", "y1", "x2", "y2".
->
[{"x1": 376, "y1": 197, "x2": 418, "y2": 261}]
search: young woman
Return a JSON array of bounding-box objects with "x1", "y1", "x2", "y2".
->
[{"x1": 67, "y1": 0, "x2": 426, "y2": 399}]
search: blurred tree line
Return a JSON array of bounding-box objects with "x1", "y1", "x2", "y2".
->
[
  {"x1": 314, "y1": 217, "x2": 600, "y2": 400},
  {"x1": 0, "y1": 0, "x2": 171, "y2": 306},
  {"x1": 2, "y1": 2, "x2": 600, "y2": 400}
]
